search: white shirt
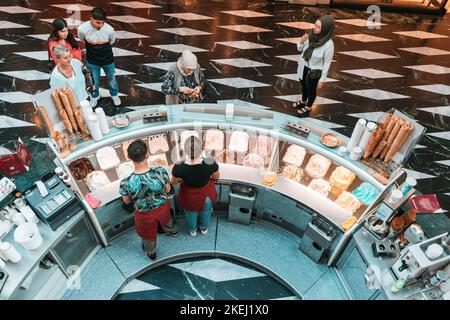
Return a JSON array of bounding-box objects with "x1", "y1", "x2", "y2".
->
[
  {"x1": 77, "y1": 21, "x2": 115, "y2": 45},
  {"x1": 50, "y1": 59, "x2": 88, "y2": 103},
  {"x1": 297, "y1": 39, "x2": 334, "y2": 82}
]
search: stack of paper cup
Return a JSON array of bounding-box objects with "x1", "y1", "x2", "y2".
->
[
  {"x1": 88, "y1": 115, "x2": 103, "y2": 141},
  {"x1": 347, "y1": 119, "x2": 366, "y2": 153},
  {"x1": 95, "y1": 107, "x2": 110, "y2": 134},
  {"x1": 80, "y1": 100, "x2": 93, "y2": 119},
  {"x1": 20, "y1": 205, "x2": 40, "y2": 224},
  {"x1": 358, "y1": 122, "x2": 377, "y2": 154}
]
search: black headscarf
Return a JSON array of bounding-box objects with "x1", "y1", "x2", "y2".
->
[{"x1": 303, "y1": 15, "x2": 335, "y2": 62}]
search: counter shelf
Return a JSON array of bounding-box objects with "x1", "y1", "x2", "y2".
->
[{"x1": 0, "y1": 210, "x2": 85, "y2": 300}]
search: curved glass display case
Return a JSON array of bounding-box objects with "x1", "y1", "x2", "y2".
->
[{"x1": 45, "y1": 104, "x2": 406, "y2": 266}]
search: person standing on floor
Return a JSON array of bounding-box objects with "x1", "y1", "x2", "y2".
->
[
  {"x1": 77, "y1": 7, "x2": 121, "y2": 107},
  {"x1": 49, "y1": 45, "x2": 89, "y2": 103},
  {"x1": 48, "y1": 18, "x2": 82, "y2": 66},
  {"x1": 161, "y1": 50, "x2": 206, "y2": 105},
  {"x1": 119, "y1": 140, "x2": 178, "y2": 260},
  {"x1": 293, "y1": 15, "x2": 335, "y2": 116},
  {"x1": 171, "y1": 136, "x2": 220, "y2": 237}
]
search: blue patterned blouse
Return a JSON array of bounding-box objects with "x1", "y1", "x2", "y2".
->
[{"x1": 119, "y1": 167, "x2": 170, "y2": 212}]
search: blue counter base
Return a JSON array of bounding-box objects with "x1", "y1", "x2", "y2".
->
[{"x1": 63, "y1": 216, "x2": 350, "y2": 300}]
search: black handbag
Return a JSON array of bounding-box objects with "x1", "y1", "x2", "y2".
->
[{"x1": 308, "y1": 69, "x2": 322, "y2": 80}]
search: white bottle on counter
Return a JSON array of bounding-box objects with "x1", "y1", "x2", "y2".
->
[
  {"x1": 347, "y1": 118, "x2": 366, "y2": 153},
  {"x1": 0, "y1": 242, "x2": 21, "y2": 263},
  {"x1": 95, "y1": 107, "x2": 110, "y2": 134},
  {"x1": 88, "y1": 115, "x2": 103, "y2": 141}
]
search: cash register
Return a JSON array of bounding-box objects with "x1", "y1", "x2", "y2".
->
[{"x1": 23, "y1": 172, "x2": 83, "y2": 231}]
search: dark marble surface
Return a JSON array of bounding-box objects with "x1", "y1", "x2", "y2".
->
[
  {"x1": 116, "y1": 256, "x2": 298, "y2": 300},
  {"x1": 0, "y1": 0, "x2": 448, "y2": 235}
]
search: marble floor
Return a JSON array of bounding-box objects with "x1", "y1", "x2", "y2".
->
[
  {"x1": 115, "y1": 257, "x2": 300, "y2": 300},
  {"x1": 0, "y1": 1, "x2": 449, "y2": 221},
  {"x1": 63, "y1": 216, "x2": 349, "y2": 300}
]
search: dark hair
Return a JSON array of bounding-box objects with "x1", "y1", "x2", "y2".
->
[
  {"x1": 91, "y1": 7, "x2": 107, "y2": 20},
  {"x1": 127, "y1": 140, "x2": 148, "y2": 163},
  {"x1": 47, "y1": 18, "x2": 79, "y2": 49},
  {"x1": 184, "y1": 136, "x2": 203, "y2": 160}
]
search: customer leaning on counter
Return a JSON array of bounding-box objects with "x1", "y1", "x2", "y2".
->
[
  {"x1": 119, "y1": 140, "x2": 178, "y2": 260},
  {"x1": 171, "y1": 136, "x2": 220, "y2": 237}
]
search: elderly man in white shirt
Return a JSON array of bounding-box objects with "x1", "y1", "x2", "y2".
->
[{"x1": 294, "y1": 15, "x2": 335, "y2": 116}]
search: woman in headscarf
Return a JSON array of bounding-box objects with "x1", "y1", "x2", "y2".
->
[
  {"x1": 293, "y1": 15, "x2": 335, "y2": 116},
  {"x1": 161, "y1": 50, "x2": 206, "y2": 105}
]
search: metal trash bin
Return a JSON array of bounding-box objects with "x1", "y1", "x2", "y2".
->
[
  {"x1": 228, "y1": 184, "x2": 256, "y2": 225},
  {"x1": 299, "y1": 215, "x2": 336, "y2": 263}
]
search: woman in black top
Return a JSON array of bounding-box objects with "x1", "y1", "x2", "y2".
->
[{"x1": 171, "y1": 136, "x2": 220, "y2": 237}]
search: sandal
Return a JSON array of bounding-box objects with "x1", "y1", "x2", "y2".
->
[
  {"x1": 297, "y1": 106, "x2": 312, "y2": 116},
  {"x1": 292, "y1": 100, "x2": 306, "y2": 108}
]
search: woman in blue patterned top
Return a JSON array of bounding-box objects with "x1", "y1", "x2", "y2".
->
[
  {"x1": 161, "y1": 50, "x2": 206, "y2": 104},
  {"x1": 119, "y1": 140, "x2": 178, "y2": 260}
]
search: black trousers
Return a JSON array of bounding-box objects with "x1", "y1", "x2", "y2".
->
[{"x1": 300, "y1": 66, "x2": 320, "y2": 107}]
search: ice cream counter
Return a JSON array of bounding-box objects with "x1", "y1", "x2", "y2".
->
[{"x1": 46, "y1": 103, "x2": 406, "y2": 265}]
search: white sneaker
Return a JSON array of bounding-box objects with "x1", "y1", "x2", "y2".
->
[
  {"x1": 189, "y1": 230, "x2": 197, "y2": 237},
  {"x1": 200, "y1": 228, "x2": 208, "y2": 235},
  {"x1": 111, "y1": 95, "x2": 121, "y2": 106},
  {"x1": 89, "y1": 96, "x2": 99, "y2": 107}
]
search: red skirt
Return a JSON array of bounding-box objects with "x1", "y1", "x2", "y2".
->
[
  {"x1": 178, "y1": 179, "x2": 218, "y2": 212},
  {"x1": 134, "y1": 201, "x2": 171, "y2": 242}
]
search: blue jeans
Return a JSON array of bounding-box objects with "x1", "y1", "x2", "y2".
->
[
  {"x1": 184, "y1": 197, "x2": 212, "y2": 233},
  {"x1": 86, "y1": 61, "x2": 118, "y2": 98}
]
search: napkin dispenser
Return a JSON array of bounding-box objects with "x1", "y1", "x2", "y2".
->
[
  {"x1": 283, "y1": 121, "x2": 310, "y2": 138},
  {"x1": 143, "y1": 112, "x2": 168, "y2": 123}
]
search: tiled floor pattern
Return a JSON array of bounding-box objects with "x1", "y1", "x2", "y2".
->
[{"x1": 115, "y1": 257, "x2": 300, "y2": 300}]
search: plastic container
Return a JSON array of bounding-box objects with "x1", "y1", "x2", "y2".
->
[
  {"x1": 14, "y1": 222, "x2": 43, "y2": 250},
  {"x1": 387, "y1": 217, "x2": 404, "y2": 240},
  {"x1": 400, "y1": 177, "x2": 417, "y2": 195},
  {"x1": 337, "y1": 146, "x2": 347, "y2": 156},
  {"x1": 388, "y1": 189, "x2": 403, "y2": 207},
  {"x1": 12, "y1": 212, "x2": 27, "y2": 226},
  {"x1": 350, "y1": 147, "x2": 362, "y2": 160},
  {"x1": 402, "y1": 209, "x2": 416, "y2": 226},
  {"x1": 0, "y1": 242, "x2": 21, "y2": 263},
  {"x1": 426, "y1": 244, "x2": 444, "y2": 260}
]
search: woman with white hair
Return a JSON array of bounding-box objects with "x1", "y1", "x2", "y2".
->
[
  {"x1": 49, "y1": 44, "x2": 90, "y2": 103},
  {"x1": 161, "y1": 50, "x2": 205, "y2": 104}
]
